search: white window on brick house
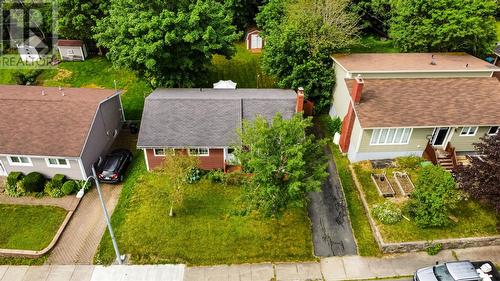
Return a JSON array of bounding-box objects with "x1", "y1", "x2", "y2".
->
[
  {"x1": 188, "y1": 148, "x2": 209, "y2": 156},
  {"x1": 153, "y1": 148, "x2": 175, "y2": 157}
]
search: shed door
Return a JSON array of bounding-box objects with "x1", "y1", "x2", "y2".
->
[{"x1": 251, "y1": 34, "x2": 263, "y2": 49}]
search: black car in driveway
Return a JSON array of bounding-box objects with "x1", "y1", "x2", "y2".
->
[{"x1": 97, "y1": 149, "x2": 132, "y2": 183}]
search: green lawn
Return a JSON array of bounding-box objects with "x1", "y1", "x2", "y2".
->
[
  {"x1": 40, "y1": 57, "x2": 152, "y2": 120},
  {"x1": 496, "y1": 21, "x2": 500, "y2": 41},
  {"x1": 207, "y1": 42, "x2": 276, "y2": 88},
  {"x1": 353, "y1": 165, "x2": 499, "y2": 242},
  {"x1": 0, "y1": 204, "x2": 67, "y2": 251},
  {"x1": 315, "y1": 115, "x2": 381, "y2": 256},
  {"x1": 344, "y1": 36, "x2": 401, "y2": 53},
  {"x1": 95, "y1": 153, "x2": 314, "y2": 265}
]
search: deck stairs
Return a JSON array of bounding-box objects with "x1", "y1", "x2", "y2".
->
[{"x1": 436, "y1": 149, "x2": 454, "y2": 172}]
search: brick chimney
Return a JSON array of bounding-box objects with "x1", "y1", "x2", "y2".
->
[
  {"x1": 351, "y1": 75, "x2": 364, "y2": 104},
  {"x1": 296, "y1": 87, "x2": 305, "y2": 113}
]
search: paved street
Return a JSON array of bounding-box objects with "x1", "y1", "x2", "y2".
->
[
  {"x1": 46, "y1": 184, "x2": 123, "y2": 265},
  {"x1": 2, "y1": 246, "x2": 498, "y2": 281}
]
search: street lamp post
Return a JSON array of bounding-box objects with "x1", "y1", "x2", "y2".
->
[{"x1": 77, "y1": 166, "x2": 125, "y2": 265}]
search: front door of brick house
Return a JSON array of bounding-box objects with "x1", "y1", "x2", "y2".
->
[{"x1": 0, "y1": 160, "x2": 7, "y2": 176}]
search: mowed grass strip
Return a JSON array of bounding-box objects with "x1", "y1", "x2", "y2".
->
[
  {"x1": 94, "y1": 153, "x2": 314, "y2": 265},
  {"x1": 0, "y1": 204, "x2": 67, "y2": 251}
]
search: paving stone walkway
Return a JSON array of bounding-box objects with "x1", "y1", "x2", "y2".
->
[{"x1": 45, "y1": 184, "x2": 123, "y2": 265}]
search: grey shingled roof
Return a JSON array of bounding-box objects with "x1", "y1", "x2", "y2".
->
[{"x1": 137, "y1": 88, "x2": 297, "y2": 148}]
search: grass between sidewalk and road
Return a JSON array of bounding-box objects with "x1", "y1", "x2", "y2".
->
[
  {"x1": 315, "y1": 115, "x2": 381, "y2": 256},
  {"x1": 94, "y1": 152, "x2": 314, "y2": 265},
  {"x1": 0, "y1": 204, "x2": 67, "y2": 251},
  {"x1": 353, "y1": 164, "x2": 499, "y2": 243}
]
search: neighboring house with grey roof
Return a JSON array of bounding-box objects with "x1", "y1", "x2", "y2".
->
[
  {"x1": 137, "y1": 88, "x2": 304, "y2": 171},
  {"x1": 330, "y1": 53, "x2": 500, "y2": 171},
  {"x1": 0, "y1": 85, "x2": 124, "y2": 180}
]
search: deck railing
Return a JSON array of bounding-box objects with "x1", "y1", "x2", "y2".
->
[
  {"x1": 423, "y1": 141, "x2": 437, "y2": 164},
  {"x1": 445, "y1": 142, "x2": 458, "y2": 169}
]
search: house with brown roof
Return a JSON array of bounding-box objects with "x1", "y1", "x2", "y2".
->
[
  {"x1": 0, "y1": 85, "x2": 124, "y2": 179},
  {"x1": 330, "y1": 53, "x2": 500, "y2": 169},
  {"x1": 56, "y1": 40, "x2": 87, "y2": 61},
  {"x1": 137, "y1": 87, "x2": 304, "y2": 171}
]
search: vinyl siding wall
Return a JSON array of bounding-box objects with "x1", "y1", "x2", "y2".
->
[
  {"x1": 80, "y1": 95, "x2": 123, "y2": 178},
  {"x1": 330, "y1": 64, "x2": 351, "y2": 119},
  {"x1": 0, "y1": 156, "x2": 83, "y2": 179},
  {"x1": 449, "y1": 126, "x2": 492, "y2": 151}
]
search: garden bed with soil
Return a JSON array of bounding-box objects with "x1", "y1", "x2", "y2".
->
[{"x1": 352, "y1": 163, "x2": 500, "y2": 244}]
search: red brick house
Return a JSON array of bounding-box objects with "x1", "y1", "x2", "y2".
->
[{"x1": 137, "y1": 88, "x2": 305, "y2": 171}]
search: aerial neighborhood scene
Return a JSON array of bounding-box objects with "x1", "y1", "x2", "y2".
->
[{"x1": 0, "y1": 0, "x2": 500, "y2": 280}]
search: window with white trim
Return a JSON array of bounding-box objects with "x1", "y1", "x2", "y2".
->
[
  {"x1": 370, "y1": 128, "x2": 412, "y2": 145},
  {"x1": 188, "y1": 148, "x2": 209, "y2": 156},
  {"x1": 46, "y1": 158, "x2": 70, "y2": 168},
  {"x1": 488, "y1": 126, "x2": 499, "y2": 135},
  {"x1": 460, "y1": 127, "x2": 478, "y2": 136},
  {"x1": 153, "y1": 148, "x2": 175, "y2": 157},
  {"x1": 8, "y1": 156, "x2": 32, "y2": 166}
]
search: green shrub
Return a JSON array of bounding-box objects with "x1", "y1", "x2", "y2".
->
[
  {"x1": 224, "y1": 171, "x2": 248, "y2": 186},
  {"x1": 186, "y1": 168, "x2": 202, "y2": 184},
  {"x1": 22, "y1": 172, "x2": 46, "y2": 193},
  {"x1": 61, "y1": 180, "x2": 78, "y2": 195},
  {"x1": 206, "y1": 169, "x2": 225, "y2": 183},
  {"x1": 5, "y1": 172, "x2": 24, "y2": 197},
  {"x1": 372, "y1": 201, "x2": 403, "y2": 224},
  {"x1": 395, "y1": 156, "x2": 424, "y2": 169},
  {"x1": 408, "y1": 165, "x2": 460, "y2": 228},
  {"x1": 426, "y1": 242, "x2": 443, "y2": 255},
  {"x1": 44, "y1": 174, "x2": 68, "y2": 198},
  {"x1": 12, "y1": 69, "x2": 42, "y2": 85},
  {"x1": 327, "y1": 116, "x2": 342, "y2": 136}
]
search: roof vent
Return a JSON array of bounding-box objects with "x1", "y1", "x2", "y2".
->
[
  {"x1": 430, "y1": 55, "x2": 436, "y2": 65},
  {"x1": 213, "y1": 80, "x2": 237, "y2": 89}
]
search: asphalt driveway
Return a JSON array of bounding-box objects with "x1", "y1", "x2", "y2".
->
[{"x1": 307, "y1": 127, "x2": 357, "y2": 256}]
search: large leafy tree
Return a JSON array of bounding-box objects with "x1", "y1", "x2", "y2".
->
[
  {"x1": 94, "y1": 0, "x2": 239, "y2": 87},
  {"x1": 456, "y1": 133, "x2": 500, "y2": 213},
  {"x1": 407, "y1": 165, "x2": 461, "y2": 228},
  {"x1": 56, "y1": 0, "x2": 108, "y2": 41},
  {"x1": 257, "y1": 0, "x2": 358, "y2": 112},
  {"x1": 349, "y1": 0, "x2": 391, "y2": 36},
  {"x1": 389, "y1": 0, "x2": 497, "y2": 56},
  {"x1": 235, "y1": 113, "x2": 328, "y2": 216},
  {"x1": 225, "y1": 0, "x2": 264, "y2": 31}
]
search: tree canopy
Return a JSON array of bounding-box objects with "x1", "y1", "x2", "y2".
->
[
  {"x1": 456, "y1": 133, "x2": 500, "y2": 213},
  {"x1": 389, "y1": 0, "x2": 497, "y2": 56},
  {"x1": 257, "y1": 0, "x2": 359, "y2": 112},
  {"x1": 235, "y1": 113, "x2": 328, "y2": 216},
  {"x1": 56, "y1": 0, "x2": 108, "y2": 41},
  {"x1": 94, "y1": 0, "x2": 239, "y2": 87},
  {"x1": 225, "y1": 0, "x2": 264, "y2": 31}
]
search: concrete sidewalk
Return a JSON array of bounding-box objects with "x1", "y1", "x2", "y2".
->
[{"x1": 1, "y1": 246, "x2": 499, "y2": 281}]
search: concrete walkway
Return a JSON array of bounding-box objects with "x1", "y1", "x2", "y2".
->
[
  {"x1": 46, "y1": 184, "x2": 122, "y2": 265},
  {"x1": 2, "y1": 246, "x2": 498, "y2": 281}
]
